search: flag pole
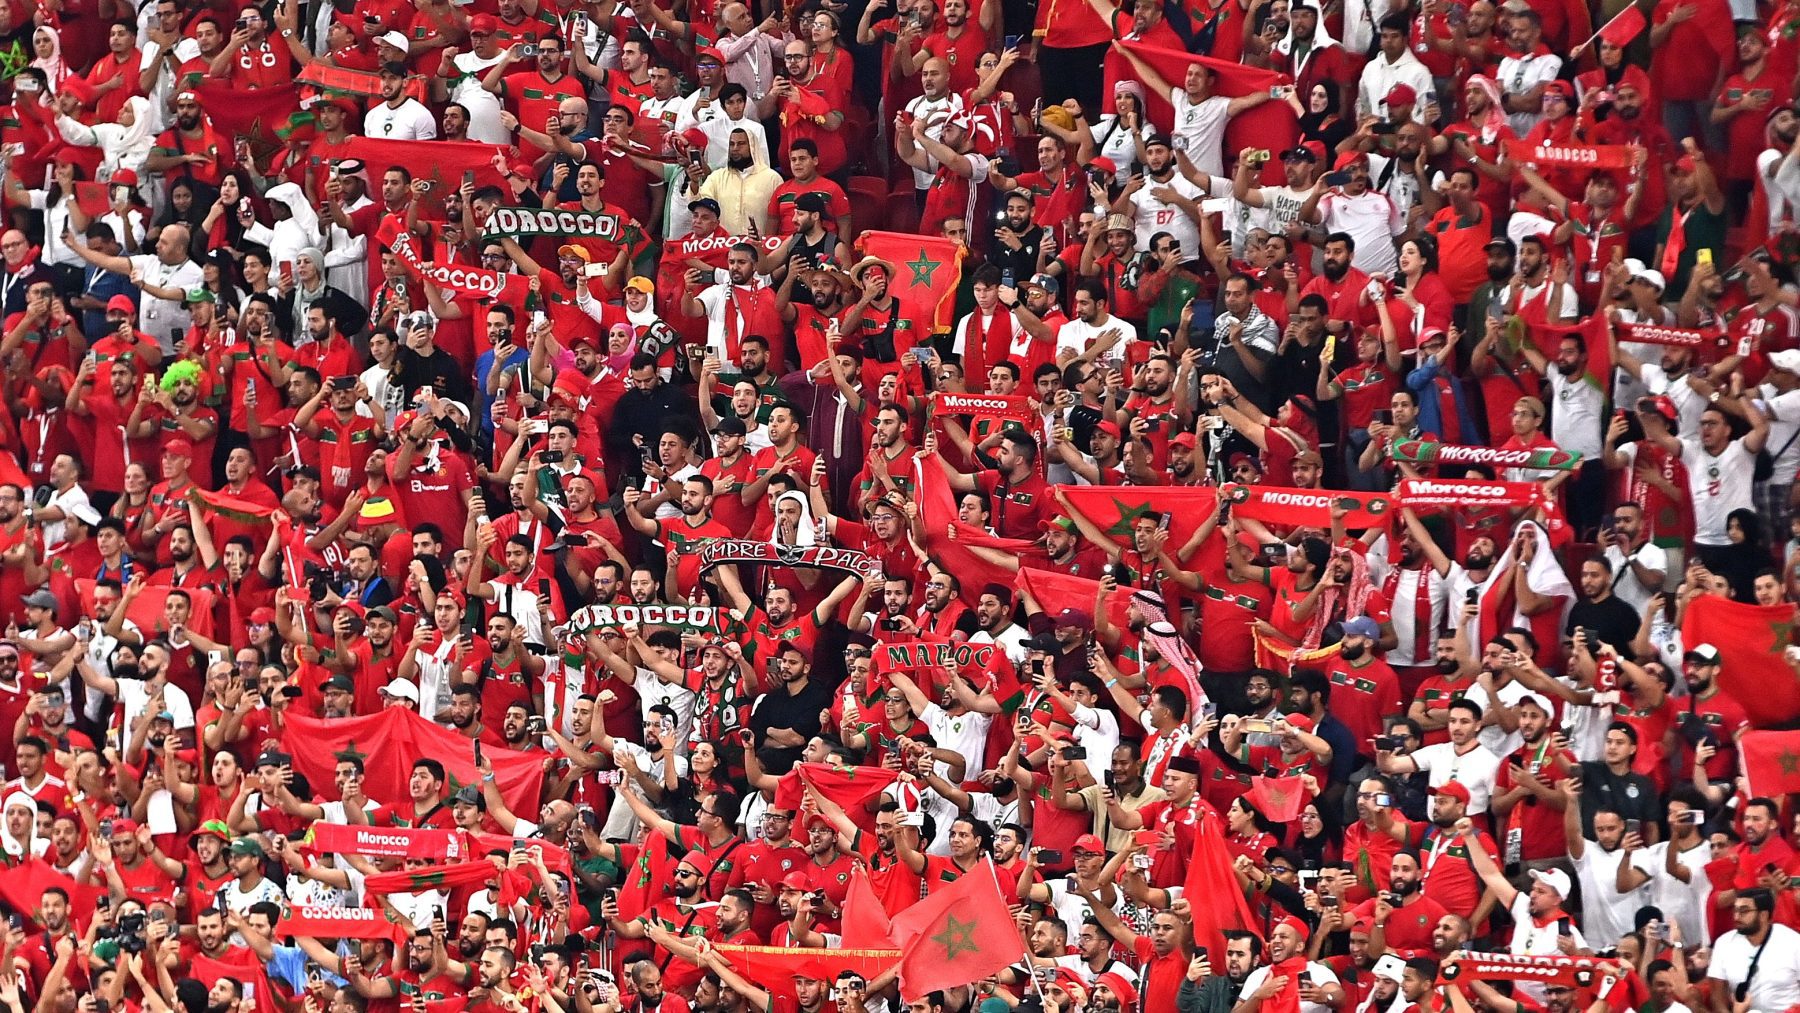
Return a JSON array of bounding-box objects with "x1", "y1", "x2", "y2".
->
[
  {"x1": 1570, "y1": 6, "x2": 1639, "y2": 59},
  {"x1": 992, "y1": 858, "x2": 1056, "y2": 1010}
]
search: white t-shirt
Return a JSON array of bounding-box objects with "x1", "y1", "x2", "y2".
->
[
  {"x1": 903, "y1": 92, "x2": 966, "y2": 189},
  {"x1": 1601, "y1": 540, "x2": 1669, "y2": 615},
  {"x1": 1408, "y1": 740, "x2": 1502, "y2": 815},
  {"x1": 1461, "y1": 679, "x2": 1534, "y2": 757},
  {"x1": 1169, "y1": 91, "x2": 1231, "y2": 177},
  {"x1": 921, "y1": 703, "x2": 992, "y2": 780},
  {"x1": 363, "y1": 98, "x2": 439, "y2": 141},
  {"x1": 1055, "y1": 315, "x2": 1140, "y2": 358},
  {"x1": 1679, "y1": 436, "x2": 1755, "y2": 545},
  {"x1": 449, "y1": 52, "x2": 511, "y2": 143},
  {"x1": 1572, "y1": 840, "x2": 1651, "y2": 948},
  {"x1": 1129, "y1": 171, "x2": 1204, "y2": 258},
  {"x1": 1759, "y1": 385, "x2": 1800, "y2": 484},
  {"x1": 1317, "y1": 188, "x2": 1404, "y2": 276},
  {"x1": 1709, "y1": 923, "x2": 1800, "y2": 1013},
  {"x1": 1631, "y1": 837, "x2": 1712, "y2": 944},
  {"x1": 1546, "y1": 369, "x2": 1605, "y2": 459},
  {"x1": 1506, "y1": 892, "x2": 1585, "y2": 1003},
  {"x1": 40, "y1": 483, "x2": 92, "y2": 554},
  {"x1": 126, "y1": 254, "x2": 205, "y2": 350},
  {"x1": 1495, "y1": 52, "x2": 1563, "y2": 135},
  {"x1": 1239, "y1": 962, "x2": 1340, "y2": 1013}
]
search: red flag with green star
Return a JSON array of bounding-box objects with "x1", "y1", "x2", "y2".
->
[
  {"x1": 281, "y1": 709, "x2": 545, "y2": 817},
  {"x1": 1742, "y1": 731, "x2": 1800, "y2": 797},
  {"x1": 0, "y1": 859, "x2": 103, "y2": 932},
  {"x1": 1681, "y1": 595, "x2": 1800, "y2": 728},
  {"x1": 855, "y1": 231, "x2": 966, "y2": 336},
  {"x1": 886, "y1": 859, "x2": 1016, "y2": 1001},
  {"x1": 1057, "y1": 485, "x2": 1220, "y2": 553}
]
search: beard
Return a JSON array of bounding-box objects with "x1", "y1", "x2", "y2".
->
[
  {"x1": 1433, "y1": 657, "x2": 1458, "y2": 674},
  {"x1": 728, "y1": 154, "x2": 753, "y2": 169},
  {"x1": 1463, "y1": 550, "x2": 1492, "y2": 570},
  {"x1": 1556, "y1": 360, "x2": 1581, "y2": 377},
  {"x1": 1322, "y1": 258, "x2": 1349, "y2": 282},
  {"x1": 1486, "y1": 262, "x2": 1512, "y2": 283},
  {"x1": 1340, "y1": 643, "x2": 1366, "y2": 661},
  {"x1": 113, "y1": 663, "x2": 143, "y2": 680}
]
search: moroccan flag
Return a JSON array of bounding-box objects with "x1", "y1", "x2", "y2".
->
[
  {"x1": 72, "y1": 182, "x2": 111, "y2": 217},
  {"x1": 887, "y1": 861, "x2": 1017, "y2": 1001},
  {"x1": 1243, "y1": 775, "x2": 1310, "y2": 822},
  {"x1": 716, "y1": 944, "x2": 902, "y2": 1009},
  {"x1": 190, "y1": 486, "x2": 277, "y2": 524},
  {"x1": 472, "y1": 832, "x2": 575, "y2": 879},
  {"x1": 1742, "y1": 731, "x2": 1800, "y2": 797},
  {"x1": 615, "y1": 833, "x2": 676, "y2": 921},
  {"x1": 1057, "y1": 485, "x2": 1220, "y2": 552},
  {"x1": 841, "y1": 866, "x2": 898, "y2": 948},
  {"x1": 1181, "y1": 809, "x2": 1262, "y2": 964},
  {"x1": 74, "y1": 580, "x2": 216, "y2": 639},
  {"x1": 912, "y1": 454, "x2": 1036, "y2": 608},
  {"x1": 1681, "y1": 596, "x2": 1800, "y2": 728},
  {"x1": 1106, "y1": 42, "x2": 1297, "y2": 181},
  {"x1": 281, "y1": 709, "x2": 545, "y2": 816},
  {"x1": 1017, "y1": 567, "x2": 1136, "y2": 629},
  {"x1": 341, "y1": 137, "x2": 511, "y2": 215},
  {"x1": 194, "y1": 950, "x2": 276, "y2": 1013},
  {"x1": 774, "y1": 762, "x2": 901, "y2": 814},
  {"x1": 191, "y1": 82, "x2": 305, "y2": 146},
  {"x1": 855, "y1": 231, "x2": 965, "y2": 336},
  {"x1": 1592, "y1": 4, "x2": 1646, "y2": 47},
  {"x1": 0, "y1": 859, "x2": 103, "y2": 931},
  {"x1": 363, "y1": 859, "x2": 502, "y2": 896}
]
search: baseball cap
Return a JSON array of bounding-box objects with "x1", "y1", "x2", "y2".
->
[
  {"x1": 1144, "y1": 131, "x2": 1173, "y2": 150},
  {"x1": 1529, "y1": 867, "x2": 1572, "y2": 898},
  {"x1": 377, "y1": 30, "x2": 410, "y2": 52},
  {"x1": 248, "y1": 606, "x2": 277, "y2": 624},
  {"x1": 1770, "y1": 350, "x2": 1800, "y2": 375},
  {"x1": 1433, "y1": 782, "x2": 1472, "y2": 804},
  {"x1": 162, "y1": 437, "x2": 195, "y2": 460},
  {"x1": 320, "y1": 673, "x2": 356, "y2": 694},
  {"x1": 20, "y1": 589, "x2": 57, "y2": 610},
  {"x1": 556, "y1": 243, "x2": 593, "y2": 262},
  {"x1": 795, "y1": 192, "x2": 831, "y2": 214},
  {"x1": 451, "y1": 784, "x2": 483, "y2": 806},
  {"x1": 1385, "y1": 83, "x2": 1417, "y2": 107},
  {"x1": 1072, "y1": 833, "x2": 1106, "y2": 854},
  {"x1": 254, "y1": 750, "x2": 291, "y2": 768},
  {"x1": 780, "y1": 871, "x2": 812, "y2": 891},
  {"x1": 380, "y1": 678, "x2": 421, "y2": 702},
  {"x1": 378, "y1": 60, "x2": 409, "y2": 77},
  {"x1": 1332, "y1": 150, "x2": 1368, "y2": 171},
  {"x1": 229, "y1": 836, "x2": 266, "y2": 857},
  {"x1": 467, "y1": 13, "x2": 498, "y2": 33},
  {"x1": 106, "y1": 294, "x2": 136, "y2": 315},
  {"x1": 1341, "y1": 616, "x2": 1380, "y2": 639},
  {"x1": 1170, "y1": 432, "x2": 1198, "y2": 449},
  {"x1": 1684, "y1": 643, "x2": 1722, "y2": 664},
  {"x1": 1282, "y1": 141, "x2": 1327, "y2": 162},
  {"x1": 624, "y1": 276, "x2": 655, "y2": 295},
  {"x1": 688, "y1": 196, "x2": 723, "y2": 216},
  {"x1": 1024, "y1": 273, "x2": 1060, "y2": 296},
  {"x1": 109, "y1": 818, "x2": 140, "y2": 836},
  {"x1": 1637, "y1": 394, "x2": 1679, "y2": 421},
  {"x1": 714, "y1": 416, "x2": 748, "y2": 437},
  {"x1": 1054, "y1": 607, "x2": 1093, "y2": 631}
]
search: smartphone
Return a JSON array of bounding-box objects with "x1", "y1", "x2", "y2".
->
[
  {"x1": 582, "y1": 262, "x2": 607, "y2": 278},
  {"x1": 1558, "y1": 920, "x2": 1573, "y2": 937},
  {"x1": 1134, "y1": 830, "x2": 1161, "y2": 847},
  {"x1": 1036, "y1": 849, "x2": 1064, "y2": 865},
  {"x1": 1320, "y1": 894, "x2": 1339, "y2": 908},
  {"x1": 1625, "y1": 819, "x2": 1642, "y2": 835},
  {"x1": 473, "y1": 740, "x2": 484, "y2": 766},
  {"x1": 462, "y1": 169, "x2": 476, "y2": 188},
  {"x1": 331, "y1": 375, "x2": 356, "y2": 391},
  {"x1": 540, "y1": 449, "x2": 565, "y2": 464},
  {"x1": 1323, "y1": 170, "x2": 1352, "y2": 186},
  {"x1": 1697, "y1": 248, "x2": 1713, "y2": 266},
  {"x1": 1003, "y1": 33, "x2": 1019, "y2": 49},
  {"x1": 279, "y1": 261, "x2": 295, "y2": 285},
  {"x1": 14, "y1": 77, "x2": 38, "y2": 93},
  {"x1": 1374, "y1": 792, "x2": 1392, "y2": 807},
  {"x1": 1465, "y1": 588, "x2": 1480, "y2": 605},
  {"x1": 1372, "y1": 409, "x2": 1393, "y2": 426},
  {"x1": 538, "y1": 578, "x2": 551, "y2": 599}
]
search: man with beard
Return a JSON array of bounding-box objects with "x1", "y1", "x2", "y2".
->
[
  {"x1": 1719, "y1": 797, "x2": 1800, "y2": 909},
  {"x1": 1515, "y1": 333, "x2": 1602, "y2": 527},
  {"x1": 453, "y1": 913, "x2": 491, "y2": 961},
  {"x1": 1297, "y1": 233, "x2": 1374, "y2": 339},
  {"x1": 295, "y1": 366, "x2": 382, "y2": 508},
  {"x1": 126, "y1": 361, "x2": 218, "y2": 486},
  {"x1": 604, "y1": 845, "x2": 720, "y2": 954},
  {"x1": 1355, "y1": 851, "x2": 1449, "y2": 956},
  {"x1": 348, "y1": 930, "x2": 472, "y2": 1004},
  {"x1": 1121, "y1": 136, "x2": 1207, "y2": 262},
  {"x1": 1178, "y1": 930, "x2": 1259, "y2": 1013},
  {"x1": 350, "y1": 758, "x2": 455, "y2": 830},
  {"x1": 683, "y1": 245, "x2": 782, "y2": 373},
  {"x1": 1236, "y1": 143, "x2": 1323, "y2": 249},
  {"x1": 1668, "y1": 644, "x2": 1747, "y2": 785},
  {"x1": 1375, "y1": 516, "x2": 1449, "y2": 697},
  {"x1": 1707, "y1": 890, "x2": 1800, "y2": 1013},
  {"x1": 622, "y1": 475, "x2": 732, "y2": 600},
  {"x1": 1233, "y1": 916, "x2": 1342, "y2": 1013},
  {"x1": 1561, "y1": 793, "x2": 1652, "y2": 948},
  {"x1": 699, "y1": 130, "x2": 784, "y2": 235},
  {"x1": 467, "y1": 529, "x2": 559, "y2": 650},
  {"x1": 1319, "y1": 617, "x2": 1402, "y2": 749},
  {"x1": 464, "y1": 946, "x2": 526, "y2": 1013},
  {"x1": 1300, "y1": 153, "x2": 1404, "y2": 277},
  {"x1": 1486, "y1": 690, "x2": 1571, "y2": 860},
  {"x1": 1462, "y1": 817, "x2": 1584, "y2": 976},
  {"x1": 1411, "y1": 784, "x2": 1495, "y2": 925}
]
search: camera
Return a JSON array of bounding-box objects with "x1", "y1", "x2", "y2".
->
[
  {"x1": 540, "y1": 450, "x2": 564, "y2": 464},
  {"x1": 879, "y1": 618, "x2": 902, "y2": 632},
  {"x1": 1373, "y1": 734, "x2": 1401, "y2": 752},
  {"x1": 1060, "y1": 744, "x2": 1085, "y2": 761}
]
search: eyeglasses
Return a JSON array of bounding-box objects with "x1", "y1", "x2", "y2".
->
[{"x1": 1268, "y1": 865, "x2": 1295, "y2": 875}]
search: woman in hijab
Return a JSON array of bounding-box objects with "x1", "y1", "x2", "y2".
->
[
  {"x1": 1286, "y1": 80, "x2": 1353, "y2": 155},
  {"x1": 30, "y1": 24, "x2": 70, "y2": 88},
  {"x1": 55, "y1": 94, "x2": 153, "y2": 184}
]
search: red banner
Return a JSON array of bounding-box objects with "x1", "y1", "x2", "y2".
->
[
  {"x1": 932, "y1": 391, "x2": 1038, "y2": 428},
  {"x1": 1501, "y1": 140, "x2": 1638, "y2": 171},
  {"x1": 1681, "y1": 595, "x2": 1800, "y2": 727},
  {"x1": 663, "y1": 232, "x2": 784, "y2": 260},
  {"x1": 1107, "y1": 42, "x2": 1297, "y2": 181},
  {"x1": 1742, "y1": 730, "x2": 1800, "y2": 798},
  {"x1": 1220, "y1": 484, "x2": 1391, "y2": 529},
  {"x1": 306, "y1": 821, "x2": 466, "y2": 861},
  {"x1": 882, "y1": 639, "x2": 998, "y2": 674},
  {"x1": 1439, "y1": 951, "x2": 1617, "y2": 990},
  {"x1": 282, "y1": 902, "x2": 410, "y2": 941},
  {"x1": 375, "y1": 215, "x2": 509, "y2": 298},
  {"x1": 1056, "y1": 484, "x2": 1220, "y2": 552},
  {"x1": 1397, "y1": 479, "x2": 1547, "y2": 510}
]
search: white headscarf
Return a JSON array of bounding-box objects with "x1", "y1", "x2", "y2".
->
[
  {"x1": 1, "y1": 791, "x2": 44, "y2": 859},
  {"x1": 31, "y1": 26, "x2": 68, "y2": 87},
  {"x1": 1274, "y1": 0, "x2": 1342, "y2": 72},
  {"x1": 55, "y1": 95, "x2": 155, "y2": 181},
  {"x1": 773, "y1": 490, "x2": 817, "y2": 547}
]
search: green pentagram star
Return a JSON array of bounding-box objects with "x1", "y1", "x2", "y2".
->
[
  {"x1": 1780, "y1": 750, "x2": 1800, "y2": 777},
  {"x1": 0, "y1": 42, "x2": 29, "y2": 81},
  {"x1": 906, "y1": 251, "x2": 938, "y2": 288},
  {"x1": 335, "y1": 741, "x2": 368, "y2": 764},
  {"x1": 932, "y1": 914, "x2": 980, "y2": 961},
  {"x1": 1773, "y1": 618, "x2": 1796, "y2": 652},
  {"x1": 1103, "y1": 498, "x2": 1153, "y2": 537}
]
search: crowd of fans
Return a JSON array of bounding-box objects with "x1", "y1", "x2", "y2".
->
[{"x1": 7, "y1": 0, "x2": 1800, "y2": 1012}]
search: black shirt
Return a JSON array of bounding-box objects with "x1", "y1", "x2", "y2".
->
[
  {"x1": 1578, "y1": 759, "x2": 1660, "y2": 837},
  {"x1": 750, "y1": 677, "x2": 835, "y2": 773},
  {"x1": 1565, "y1": 594, "x2": 1643, "y2": 657}
]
